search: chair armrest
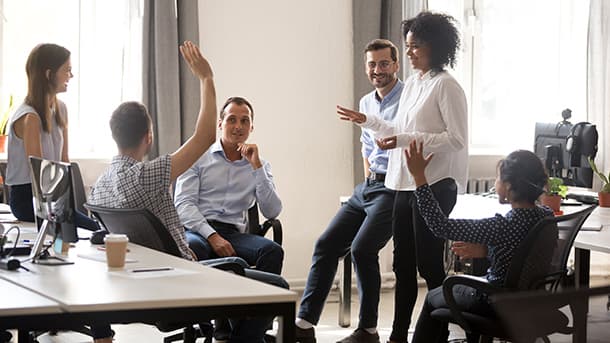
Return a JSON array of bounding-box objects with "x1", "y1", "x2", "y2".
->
[
  {"x1": 200, "y1": 260, "x2": 246, "y2": 276},
  {"x1": 260, "y1": 218, "x2": 283, "y2": 245},
  {"x1": 533, "y1": 270, "x2": 567, "y2": 291},
  {"x1": 442, "y1": 274, "x2": 504, "y2": 331}
]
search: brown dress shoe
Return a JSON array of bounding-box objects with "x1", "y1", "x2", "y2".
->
[
  {"x1": 296, "y1": 326, "x2": 316, "y2": 343},
  {"x1": 336, "y1": 328, "x2": 380, "y2": 343}
]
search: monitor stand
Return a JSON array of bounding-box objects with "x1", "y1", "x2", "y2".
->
[{"x1": 29, "y1": 220, "x2": 74, "y2": 266}]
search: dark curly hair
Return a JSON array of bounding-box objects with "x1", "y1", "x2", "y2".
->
[
  {"x1": 498, "y1": 150, "x2": 548, "y2": 203},
  {"x1": 402, "y1": 11, "x2": 460, "y2": 71}
]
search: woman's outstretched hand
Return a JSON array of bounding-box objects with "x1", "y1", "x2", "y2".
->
[
  {"x1": 180, "y1": 40, "x2": 213, "y2": 80},
  {"x1": 336, "y1": 105, "x2": 367, "y2": 124}
]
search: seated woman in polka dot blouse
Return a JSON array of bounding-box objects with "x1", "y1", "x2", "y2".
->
[{"x1": 405, "y1": 141, "x2": 554, "y2": 343}]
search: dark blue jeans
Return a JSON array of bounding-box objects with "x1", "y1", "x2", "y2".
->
[
  {"x1": 412, "y1": 284, "x2": 494, "y2": 343},
  {"x1": 298, "y1": 179, "x2": 394, "y2": 328},
  {"x1": 9, "y1": 183, "x2": 100, "y2": 231},
  {"x1": 389, "y1": 178, "x2": 457, "y2": 342},
  {"x1": 186, "y1": 222, "x2": 284, "y2": 275}
]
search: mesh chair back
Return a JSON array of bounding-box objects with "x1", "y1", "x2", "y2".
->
[
  {"x1": 504, "y1": 205, "x2": 597, "y2": 291},
  {"x1": 549, "y1": 205, "x2": 597, "y2": 282},
  {"x1": 70, "y1": 162, "x2": 87, "y2": 214},
  {"x1": 504, "y1": 218, "x2": 559, "y2": 290},
  {"x1": 85, "y1": 204, "x2": 183, "y2": 257}
]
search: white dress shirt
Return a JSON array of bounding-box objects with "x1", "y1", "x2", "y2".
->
[{"x1": 360, "y1": 70, "x2": 469, "y2": 192}]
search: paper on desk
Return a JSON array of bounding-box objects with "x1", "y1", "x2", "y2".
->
[
  {"x1": 77, "y1": 250, "x2": 137, "y2": 264},
  {"x1": 109, "y1": 267, "x2": 197, "y2": 279}
]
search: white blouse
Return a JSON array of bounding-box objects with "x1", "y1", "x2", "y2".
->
[{"x1": 360, "y1": 70, "x2": 469, "y2": 192}]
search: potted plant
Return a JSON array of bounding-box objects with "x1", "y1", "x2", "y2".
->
[
  {"x1": 0, "y1": 95, "x2": 13, "y2": 153},
  {"x1": 588, "y1": 157, "x2": 610, "y2": 207},
  {"x1": 540, "y1": 177, "x2": 567, "y2": 213}
]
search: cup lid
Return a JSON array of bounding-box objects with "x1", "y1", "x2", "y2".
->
[{"x1": 104, "y1": 234, "x2": 129, "y2": 242}]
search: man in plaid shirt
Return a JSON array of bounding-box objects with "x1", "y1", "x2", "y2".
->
[{"x1": 89, "y1": 41, "x2": 215, "y2": 260}]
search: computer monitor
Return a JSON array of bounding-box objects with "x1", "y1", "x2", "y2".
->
[
  {"x1": 28, "y1": 157, "x2": 78, "y2": 265},
  {"x1": 534, "y1": 121, "x2": 598, "y2": 188}
]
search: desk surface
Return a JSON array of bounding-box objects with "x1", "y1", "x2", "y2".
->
[
  {"x1": 0, "y1": 278, "x2": 62, "y2": 316},
  {"x1": 0, "y1": 241, "x2": 297, "y2": 313},
  {"x1": 573, "y1": 207, "x2": 610, "y2": 254}
]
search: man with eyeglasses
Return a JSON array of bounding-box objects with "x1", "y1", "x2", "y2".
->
[{"x1": 295, "y1": 39, "x2": 404, "y2": 343}]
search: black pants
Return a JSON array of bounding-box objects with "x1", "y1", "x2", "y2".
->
[
  {"x1": 389, "y1": 178, "x2": 457, "y2": 342},
  {"x1": 9, "y1": 183, "x2": 99, "y2": 231}
]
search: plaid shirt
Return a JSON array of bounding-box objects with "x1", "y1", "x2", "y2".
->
[{"x1": 89, "y1": 154, "x2": 193, "y2": 260}]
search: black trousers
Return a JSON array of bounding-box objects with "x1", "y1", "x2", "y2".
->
[{"x1": 389, "y1": 178, "x2": 457, "y2": 342}]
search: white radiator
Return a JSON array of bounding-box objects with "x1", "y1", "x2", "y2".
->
[{"x1": 466, "y1": 178, "x2": 496, "y2": 194}]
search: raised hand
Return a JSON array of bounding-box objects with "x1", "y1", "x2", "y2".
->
[
  {"x1": 179, "y1": 40, "x2": 213, "y2": 80},
  {"x1": 376, "y1": 136, "x2": 397, "y2": 150},
  {"x1": 237, "y1": 143, "x2": 262, "y2": 169},
  {"x1": 405, "y1": 140, "x2": 433, "y2": 186},
  {"x1": 336, "y1": 105, "x2": 367, "y2": 124}
]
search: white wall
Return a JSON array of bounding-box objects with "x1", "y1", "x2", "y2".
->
[{"x1": 198, "y1": 0, "x2": 355, "y2": 282}]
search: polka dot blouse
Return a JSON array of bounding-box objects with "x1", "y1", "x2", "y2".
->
[{"x1": 415, "y1": 184, "x2": 554, "y2": 285}]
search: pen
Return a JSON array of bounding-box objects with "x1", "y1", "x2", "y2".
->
[{"x1": 131, "y1": 267, "x2": 173, "y2": 273}]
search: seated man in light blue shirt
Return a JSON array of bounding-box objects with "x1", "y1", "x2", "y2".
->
[{"x1": 174, "y1": 96, "x2": 283, "y2": 275}]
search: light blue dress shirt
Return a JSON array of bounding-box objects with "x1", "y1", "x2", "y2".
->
[
  {"x1": 174, "y1": 141, "x2": 282, "y2": 239},
  {"x1": 359, "y1": 79, "x2": 404, "y2": 175}
]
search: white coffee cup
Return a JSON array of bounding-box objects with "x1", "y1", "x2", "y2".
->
[{"x1": 104, "y1": 234, "x2": 129, "y2": 268}]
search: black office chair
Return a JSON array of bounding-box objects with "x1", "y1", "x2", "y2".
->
[
  {"x1": 85, "y1": 203, "x2": 248, "y2": 343},
  {"x1": 431, "y1": 205, "x2": 596, "y2": 343},
  {"x1": 247, "y1": 202, "x2": 283, "y2": 245},
  {"x1": 70, "y1": 162, "x2": 87, "y2": 215}
]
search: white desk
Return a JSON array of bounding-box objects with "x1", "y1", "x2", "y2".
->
[
  {"x1": 0, "y1": 241, "x2": 297, "y2": 342},
  {"x1": 0, "y1": 279, "x2": 64, "y2": 342},
  {"x1": 573, "y1": 207, "x2": 610, "y2": 290},
  {"x1": 0, "y1": 278, "x2": 61, "y2": 316}
]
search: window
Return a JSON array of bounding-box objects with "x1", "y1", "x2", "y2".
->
[
  {"x1": 0, "y1": 0, "x2": 142, "y2": 156},
  {"x1": 428, "y1": 0, "x2": 590, "y2": 155}
]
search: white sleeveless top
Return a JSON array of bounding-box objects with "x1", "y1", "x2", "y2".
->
[{"x1": 6, "y1": 101, "x2": 65, "y2": 185}]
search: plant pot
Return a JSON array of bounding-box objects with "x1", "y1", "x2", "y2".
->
[
  {"x1": 540, "y1": 194, "x2": 562, "y2": 213},
  {"x1": 0, "y1": 135, "x2": 6, "y2": 153},
  {"x1": 598, "y1": 192, "x2": 610, "y2": 208}
]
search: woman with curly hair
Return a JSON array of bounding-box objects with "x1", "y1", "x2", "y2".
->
[{"x1": 338, "y1": 11, "x2": 468, "y2": 342}]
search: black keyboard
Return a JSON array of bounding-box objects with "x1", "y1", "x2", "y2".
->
[
  {"x1": 2, "y1": 245, "x2": 32, "y2": 256},
  {"x1": 566, "y1": 193, "x2": 599, "y2": 205}
]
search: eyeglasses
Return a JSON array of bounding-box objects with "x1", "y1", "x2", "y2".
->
[{"x1": 367, "y1": 60, "x2": 395, "y2": 70}]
